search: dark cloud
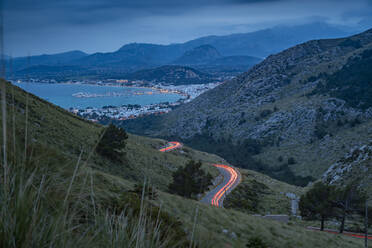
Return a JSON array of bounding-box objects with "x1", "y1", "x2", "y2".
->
[{"x1": 3, "y1": 0, "x2": 372, "y2": 56}]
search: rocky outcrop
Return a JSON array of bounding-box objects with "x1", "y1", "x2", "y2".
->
[{"x1": 322, "y1": 144, "x2": 372, "y2": 193}]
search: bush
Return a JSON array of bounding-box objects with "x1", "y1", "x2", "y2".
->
[
  {"x1": 314, "y1": 124, "x2": 327, "y2": 139},
  {"x1": 260, "y1": 109, "x2": 272, "y2": 118},
  {"x1": 168, "y1": 160, "x2": 213, "y2": 199},
  {"x1": 96, "y1": 124, "x2": 128, "y2": 162},
  {"x1": 246, "y1": 237, "x2": 268, "y2": 248},
  {"x1": 105, "y1": 191, "x2": 189, "y2": 247},
  {"x1": 350, "y1": 118, "x2": 362, "y2": 127},
  {"x1": 225, "y1": 179, "x2": 270, "y2": 213},
  {"x1": 312, "y1": 49, "x2": 372, "y2": 110},
  {"x1": 339, "y1": 38, "x2": 362, "y2": 48},
  {"x1": 278, "y1": 156, "x2": 283, "y2": 162},
  {"x1": 287, "y1": 157, "x2": 296, "y2": 165},
  {"x1": 131, "y1": 184, "x2": 158, "y2": 200}
]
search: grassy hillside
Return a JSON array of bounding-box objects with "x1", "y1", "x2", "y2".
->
[
  {"x1": 0, "y1": 79, "x2": 368, "y2": 247},
  {"x1": 224, "y1": 169, "x2": 303, "y2": 215}
]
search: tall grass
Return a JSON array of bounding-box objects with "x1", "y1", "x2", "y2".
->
[
  {"x1": 0, "y1": 79, "x2": 171, "y2": 247},
  {"x1": 0, "y1": 80, "x2": 213, "y2": 247},
  {"x1": 0, "y1": 150, "x2": 171, "y2": 248}
]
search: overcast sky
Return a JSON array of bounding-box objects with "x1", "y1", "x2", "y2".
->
[{"x1": 3, "y1": 0, "x2": 372, "y2": 56}]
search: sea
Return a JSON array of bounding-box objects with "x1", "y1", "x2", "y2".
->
[{"x1": 12, "y1": 82, "x2": 182, "y2": 109}]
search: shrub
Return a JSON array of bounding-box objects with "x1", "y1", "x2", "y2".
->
[
  {"x1": 339, "y1": 38, "x2": 362, "y2": 48},
  {"x1": 96, "y1": 124, "x2": 128, "y2": 162},
  {"x1": 350, "y1": 118, "x2": 362, "y2": 127},
  {"x1": 131, "y1": 184, "x2": 158, "y2": 200},
  {"x1": 287, "y1": 157, "x2": 296, "y2": 165},
  {"x1": 239, "y1": 119, "x2": 247, "y2": 125},
  {"x1": 225, "y1": 179, "x2": 270, "y2": 213},
  {"x1": 278, "y1": 156, "x2": 283, "y2": 162},
  {"x1": 312, "y1": 49, "x2": 372, "y2": 110},
  {"x1": 314, "y1": 124, "x2": 327, "y2": 139},
  {"x1": 168, "y1": 160, "x2": 213, "y2": 199},
  {"x1": 246, "y1": 237, "x2": 268, "y2": 248},
  {"x1": 260, "y1": 109, "x2": 272, "y2": 118}
]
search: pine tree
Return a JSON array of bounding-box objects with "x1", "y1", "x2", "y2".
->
[
  {"x1": 96, "y1": 124, "x2": 128, "y2": 162},
  {"x1": 332, "y1": 182, "x2": 367, "y2": 233},
  {"x1": 299, "y1": 182, "x2": 336, "y2": 231},
  {"x1": 168, "y1": 160, "x2": 212, "y2": 199}
]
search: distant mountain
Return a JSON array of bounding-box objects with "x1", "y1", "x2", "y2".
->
[
  {"x1": 183, "y1": 22, "x2": 353, "y2": 57},
  {"x1": 12, "y1": 22, "x2": 356, "y2": 79},
  {"x1": 173, "y1": 45, "x2": 222, "y2": 65},
  {"x1": 193, "y1": 55, "x2": 263, "y2": 78},
  {"x1": 71, "y1": 43, "x2": 179, "y2": 70},
  {"x1": 207, "y1": 56, "x2": 262, "y2": 66},
  {"x1": 126, "y1": 65, "x2": 217, "y2": 85},
  {"x1": 121, "y1": 28, "x2": 372, "y2": 185},
  {"x1": 12, "y1": 50, "x2": 88, "y2": 71},
  {"x1": 14, "y1": 65, "x2": 88, "y2": 79}
]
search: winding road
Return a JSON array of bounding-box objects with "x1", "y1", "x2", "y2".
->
[
  {"x1": 159, "y1": 141, "x2": 182, "y2": 152},
  {"x1": 201, "y1": 164, "x2": 241, "y2": 207},
  {"x1": 159, "y1": 142, "x2": 371, "y2": 241},
  {"x1": 159, "y1": 142, "x2": 241, "y2": 207}
]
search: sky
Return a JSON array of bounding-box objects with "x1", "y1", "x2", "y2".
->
[{"x1": 3, "y1": 0, "x2": 372, "y2": 57}]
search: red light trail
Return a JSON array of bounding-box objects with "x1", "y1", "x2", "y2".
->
[{"x1": 159, "y1": 141, "x2": 182, "y2": 152}]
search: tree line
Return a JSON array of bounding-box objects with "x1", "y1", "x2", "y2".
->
[{"x1": 299, "y1": 182, "x2": 371, "y2": 233}]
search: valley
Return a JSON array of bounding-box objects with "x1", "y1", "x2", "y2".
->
[
  {"x1": 1, "y1": 11, "x2": 372, "y2": 247},
  {"x1": 1, "y1": 79, "x2": 368, "y2": 247}
]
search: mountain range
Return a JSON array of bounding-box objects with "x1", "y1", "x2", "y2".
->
[
  {"x1": 9, "y1": 22, "x2": 354, "y2": 81},
  {"x1": 121, "y1": 28, "x2": 372, "y2": 186}
]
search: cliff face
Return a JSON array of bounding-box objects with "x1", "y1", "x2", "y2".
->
[{"x1": 143, "y1": 28, "x2": 372, "y2": 180}]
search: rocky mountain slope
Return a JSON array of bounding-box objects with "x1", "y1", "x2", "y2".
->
[
  {"x1": 182, "y1": 22, "x2": 353, "y2": 57},
  {"x1": 323, "y1": 143, "x2": 372, "y2": 198},
  {"x1": 123, "y1": 28, "x2": 372, "y2": 185},
  {"x1": 206, "y1": 55, "x2": 262, "y2": 66}
]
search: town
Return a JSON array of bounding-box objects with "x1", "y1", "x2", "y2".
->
[{"x1": 65, "y1": 80, "x2": 222, "y2": 122}]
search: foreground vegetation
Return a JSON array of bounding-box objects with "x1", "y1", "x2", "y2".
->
[{"x1": 300, "y1": 182, "x2": 372, "y2": 233}]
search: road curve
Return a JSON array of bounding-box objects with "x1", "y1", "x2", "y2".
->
[
  {"x1": 307, "y1": 227, "x2": 372, "y2": 240},
  {"x1": 159, "y1": 141, "x2": 182, "y2": 152},
  {"x1": 159, "y1": 141, "x2": 241, "y2": 207},
  {"x1": 201, "y1": 164, "x2": 241, "y2": 207}
]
